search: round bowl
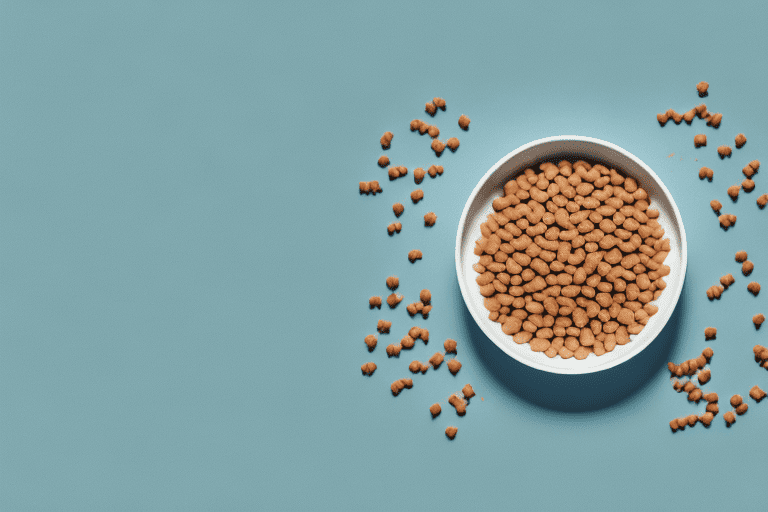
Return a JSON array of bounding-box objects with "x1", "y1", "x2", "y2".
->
[{"x1": 455, "y1": 136, "x2": 687, "y2": 374}]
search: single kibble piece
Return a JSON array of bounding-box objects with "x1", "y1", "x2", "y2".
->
[
  {"x1": 401, "y1": 334, "x2": 416, "y2": 349},
  {"x1": 380, "y1": 131, "x2": 393, "y2": 149},
  {"x1": 446, "y1": 137, "x2": 460, "y2": 152},
  {"x1": 433, "y1": 97, "x2": 446, "y2": 111},
  {"x1": 704, "y1": 327, "x2": 717, "y2": 340},
  {"x1": 720, "y1": 274, "x2": 735, "y2": 289},
  {"x1": 656, "y1": 112, "x2": 669, "y2": 125},
  {"x1": 702, "y1": 347, "x2": 714, "y2": 360},
  {"x1": 387, "y1": 222, "x2": 402, "y2": 235},
  {"x1": 735, "y1": 133, "x2": 747, "y2": 148},
  {"x1": 707, "y1": 403, "x2": 720, "y2": 415},
  {"x1": 364, "y1": 334, "x2": 377, "y2": 351},
  {"x1": 390, "y1": 378, "x2": 413, "y2": 396},
  {"x1": 430, "y1": 403, "x2": 442, "y2": 418},
  {"x1": 393, "y1": 202, "x2": 404, "y2": 217},
  {"x1": 686, "y1": 414, "x2": 698, "y2": 426},
  {"x1": 427, "y1": 165, "x2": 444, "y2": 178},
  {"x1": 698, "y1": 368, "x2": 711, "y2": 385},
  {"x1": 703, "y1": 392, "x2": 718, "y2": 403},
  {"x1": 666, "y1": 109, "x2": 683, "y2": 124},
  {"x1": 431, "y1": 139, "x2": 446, "y2": 156},
  {"x1": 387, "y1": 293, "x2": 403, "y2": 308},
  {"x1": 754, "y1": 313, "x2": 766, "y2": 329},
  {"x1": 696, "y1": 81, "x2": 709, "y2": 97},
  {"x1": 359, "y1": 180, "x2": 382, "y2": 195},
  {"x1": 425, "y1": 102, "x2": 437, "y2": 116},
  {"x1": 699, "y1": 167, "x2": 714, "y2": 181},
  {"x1": 743, "y1": 161, "x2": 761, "y2": 178},
  {"x1": 444, "y1": 338, "x2": 457, "y2": 354},
  {"x1": 727, "y1": 185, "x2": 740, "y2": 200},
  {"x1": 724, "y1": 410, "x2": 736, "y2": 426},
  {"x1": 386, "y1": 344, "x2": 401, "y2": 357},
  {"x1": 369, "y1": 296, "x2": 382, "y2": 309},
  {"x1": 736, "y1": 403, "x2": 749, "y2": 415},
  {"x1": 424, "y1": 212, "x2": 437, "y2": 227},
  {"x1": 706, "y1": 285, "x2": 725, "y2": 300},
  {"x1": 420, "y1": 289, "x2": 431, "y2": 304},
  {"x1": 717, "y1": 145, "x2": 732, "y2": 158},
  {"x1": 718, "y1": 214, "x2": 737, "y2": 230},
  {"x1": 730, "y1": 394, "x2": 743, "y2": 408},
  {"x1": 448, "y1": 394, "x2": 466, "y2": 415},
  {"x1": 410, "y1": 119, "x2": 423, "y2": 131},
  {"x1": 699, "y1": 412, "x2": 714, "y2": 427},
  {"x1": 429, "y1": 352, "x2": 444, "y2": 369},
  {"x1": 462, "y1": 384, "x2": 476, "y2": 399},
  {"x1": 735, "y1": 251, "x2": 748, "y2": 262},
  {"x1": 710, "y1": 199, "x2": 722, "y2": 212},
  {"x1": 414, "y1": 167, "x2": 426, "y2": 184},
  {"x1": 689, "y1": 388, "x2": 703, "y2": 403},
  {"x1": 411, "y1": 189, "x2": 424, "y2": 204},
  {"x1": 742, "y1": 260, "x2": 754, "y2": 276},
  {"x1": 748, "y1": 282, "x2": 761, "y2": 296},
  {"x1": 445, "y1": 426, "x2": 458, "y2": 439},
  {"x1": 409, "y1": 326, "x2": 422, "y2": 339},
  {"x1": 458, "y1": 115, "x2": 471, "y2": 130},
  {"x1": 706, "y1": 112, "x2": 723, "y2": 128},
  {"x1": 378, "y1": 155, "x2": 390, "y2": 168},
  {"x1": 386, "y1": 276, "x2": 399, "y2": 290},
  {"x1": 694, "y1": 134, "x2": 707, "y2": 148},
  {"x1": 750, "y1": 385, "x2": 766, "y2": 402},
  {"x1": 417, "y1": 328, "x2": 429, "y2": 342},
  {"x1": 742, "y1": 179, "x2": 755, "y2": 192},
  {"x1": 418, "y1": 122, "x2": 430, "y2": 135},
  {"x1": 361, "y1": 362, "x2": 377, "y2": 376},
  {"x1": 447, "y1": 359, "x2": 462, "y2": 375},
  {"x1": 408, "y1": 249, "x2": 423, "y2": 263},
  {"x1": 408, "y1": 360, "x2": 427, "y2": 374},
  {"x1": 377, "y1": 320, "x2": 392, "y2": 333},
  {"x1": 427, "y1": 125, "x2": 440, "y2": 139}
]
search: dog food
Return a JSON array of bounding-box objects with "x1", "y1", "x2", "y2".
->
[
  {"x1": 359, "y1": 181, "x2": 383, "y2": 195},
  {"x1": 743, "y1": 179, "x2": 755, "y2": 192},
  {"x1": 387, "y1": 293, "x2": 403, "y2": 308},
  {"x1": 698, "y1": 369, "x2": 711, "y2": 384},
  {"x1": 446, "y1": 137, "x2": 460, "y2": 152},
  {"x1": 386, "y1": 276, "x2": 399, "y2": 290},
  {"x1": 361, "y1": 362, "x2": 377, "y2": 375},
  {"x1": 727, "y1": 185, "x2": 740, "y2": 200},
  {"x1": 391, "y1": 378, "x2": 413, "y2": 396},
  {"x1": 697, "y1": 81, "x2": 709, "y2": 96},
  {"x1": 703, "y1": 392, "x2": 719, "y2": 403},
  {"x1": 447, "y1": 359, "x2": 462, "y2": 375},
  {"x1": 699, "y1": 412, "x2": 714, "y2": 426},
  {"x1": 699, "y1": 167, "x2": 714, "y2": 180},
  {"x1": 707, "y1": 402, "x2": 719, "y2": 415},
  {"x1": 444, "y1": 339, "x2": 457, "y2": 354},
  {"x1": 755, "y1": 345, "x2": 768, "y2": 362},
  {"x1": 718, "y1": 146, "x2": 732, "y2": 158},
  {"x1": 380, "y1": 131, "x2": 393, "y2": 149},
  {"x1": 704, "y1": 327, "x2": 717, "y2": 340},
  {"x1": 750, "y1": 385, "x2": 766, "y2": 402},
  {"x1": 724, "y1": 410, "x2": 736, "y2": 426},
  {"x1": 406, "y1": 302, "x2": 430, "y2": 319},
  {"x1": 364, "y1": 334, "x2": 378, "y2": 351},
  {"x1": 445, "y1": 426, "x2": 458, "y2": 439},
  {"x1": 736, "y1": 403, "x2": 749, "y2": 415},
  {"x1": 735, "y1": 133, "x2": 747, "y2": 148},
  {"x1": 411, "y1": 189, "x2": 424, "y2": 204},
  {"x1": 707, "y1": 113, "x2": 723, "y2": 128},
  {"x1": 409, "y1": 360, "x2": 429, "y2": 374},
  {"x1": 430, "y1": 403, "x2": 442, "y2": 417},
  {"x1": 386, "y1": 344, "x2": 401, "y2": 357},
  {"x1": 377, "y1": 320, "x2": 392, "y2": 333},
  {"x1": 425, "y1": 102, "x2": 437, "y2": 116},
  {"x1": 742, "y1": 260, "x2": 754, "y2": 276},
  {"x1": 694, "y1": 134, "x2": 707, "y2": 148},
  {"x1": 668, "y1": 348, "x2": 713, "y2": 376},
  {"x1": 427, "y1": 165, "x2": 444, "y2": 178},
  {"x1": 458, "y1": 115, "x2": 471, "y2": 130},
  {"x1": 424, "y1": 212, "x2": 437, "y2": 227},
  {"x1": 730, "y1": 394, "x2": 743, "y2": 408},
  {"x1": 754, "y1": 314, "x2": 766, "y2": 329},
  {"x1": 748, "y1": 282, "x2": 760, "y2": 296},
  {"x1": 387, "y1": 222, "x2": 402, "y2": 235},
  {"x1": 462, "y1": 384, "x2": 476, "y2": 399},
  {"x1": 718, "y1": 214, "x2": 737, "y2": 230},
  {"x1": 413, "y1": 167, "x2": 426, "y2": 184},
  {"x1": 378, "y1": 156, "x2": 390, "y2": 168},
  {"x1": 427, "y1": 126, "x2": 440, "y2": 139},
  {"x1": 735, "y1": 251, "x2": 748, "y2": 262},
  {"x1": 370, "y1": 295, "x2": 384, "y2": 309},
  {"x1": 410, "y1": 119, "x2": 423, "y2": 132},
  {"x1": 388, "y1": 166, "x2": 408, "y2": 181},
  {"x1": 431, "y1": 139, "x2": 446, "y2": 156},
  {"x1": 743, "y1": 160, "x2": 761, "y2": 178},
  {"x1": 393, "y1": 202, "x2": 404, "y2": 217},
  {"x1": 706, "y1": 285, "x2": 724, "y2": 300},
  {"x1": 429, "y1": 352, "x2": 444, "y2": 369},
  {"x1": 448, "y1": 394, "x2": 466, "y2": 415},
  {"x1": 720, "y1": 273, "x2": 735, "y2": 289},
  {"x1": 408, "y1": 250, "x2": 423, "y2": 263},
  {"x1": 401, "y1": 333, "x2": 418, "y2": 349},
  {"x1": 710, "y1": 199, "x2": 722, "y2": 212},
  {"x1": 433, "y1": 97, "x2": 446, "y2": 111}
]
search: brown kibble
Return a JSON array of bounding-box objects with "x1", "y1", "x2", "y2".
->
[
  {"x1": 380, "y1": 131, "x2": 393, "y2": 149},
  {"x1": 749, "y1": 385, "x2": 766, "y2": 402},
  {"x1": 444, "y1": 338, "x2": 457, "y2": 354},
  {"x1": 724, "y1": 410, "x2": 736, "y2": 426},
  {"x1": 446, "y1": 137, "x2": 460, "y2": 152},
  {"x1": 742, "y1": 179, "x2": 755, "y2": 193},
  {"x1": 427, "y1": 165, "x2": 444, "y2": 178},
  {"x1": 408, "y1": 360, "x2": 425, "y2": 374},
  {"x1": 419, "y1": 289, "x2": 431, "y2": 305},
  {"x1": 656, "y1": 112, "x2": 669, "y2": 126},
  {"x1": 445, "y1": 426, "x2": 458, "y2": 439},
  {"x1": 430, "y1": 403, "x2": 442, "y2": 418},
  {"x1": 686, "y1": 414, "x2": 698, "y2": 427},
  {"x1": 458, "y1": 115, "x2": 470, "y2": 130},
  {"x1": 377, "y1": 320, "x2": 391, "y2": 334},
  {"x1": 696, "y1": 81, "x2": 709, "y2": 97},
  {"x1": 718, "y1": 214, "x2": 737, "y2": 230},
  {"x1": 388, "y1": 166, "x2": 408, "y2": 181},
  {"x1": 720, "y1": 273, "x2": 734, "y2": 289},
  {"x1": 717, "y1": 145, "x2": 732, "y2": 158},
  {"x1": 462, "y1": 384, "x2": 476, "y2": 399},
  {"x1": 704, "y1": 327, "x2": 717, "y2": 340},
  {"x1": 698, "y1": 369, "x2": 711, "y2": 385},
  {"x1": 410, "y1": 189, "x2": 424, "y2": 204},
  {"x1": 431, "y1": 139, "x2": 446, "y2": 156},
  {"x1": 433, "y1": 97, "x2": 446, "y2": 111},
  {"x1": 386, "y1": 344, "x2": 401, "y2": 357},
  {"x1": 668, "y1": 419, "x2": 678, "y2": 432},
  {"x1": 694, "y1": 134, "x2": 707, "y2": 148},
  {"x1": 707, "y1": 403, "x2": 719, "y2": 415},
  {"x1": 747, "y1": 282, "x2": 761, "y2": 296},
  {"x1": 699, "y1": 412, "x2": 714, "y2": 427},
  {"x1": 359, "y1": 180, "x2": 382, "y2": 195},
  {"x1": 699, "y1": 167, "x2": 714, "y2": 181},
  {"x1": 390, "y1": 378, "x2": 412, "y2": 396},
  {"x1": 710, "y1": 199, "x2": 722, "y2": 213},
  {"x1": 364, "y1": 334, "x2": 377, "y2": 351},
  {"x1": 393, "y1": 203, "x2": 404, "y2": 217},
  {"x1": 418, "y1": 122, "x2": 429, "y2": 135},
  {"x1": 387, "y1": 293, "x2": 403, "y2": 308},
  {"x1": 735, "y1": 250, "x2": 748, "y2": 262},
  {"x1": 387, "y1": 222, "x2": 402, "y2": 235},
  {"x1": 386, "y1": 276, "x2": 399, "y2": 290},
  {"x1": 757, "y1": 194, "x2": 768, "y2": 209},
  {"x1": 424, "y1": 212, "x2": 437, "y2": 227},
  {"x1": 735, "y1": 133, "x2": 747, "y2": 148},
  {"x1": 448, "y1": 394, "x2": 466, "y2": 415},
  {"x1": 427, "y1": 125, "x2": 440, "y2": 139},
  {"x1": 703, "y1": 392, "x2": 718, "y2": 403},
  {"x1": 727, "y1": 184, "x2": 740, "y2": 200},
  {"x1": 361, "y1": 362, "x2": 377, "y2": 376},
  {"x1": 425, "y1": 102, "x2": 437, "y2": 116},
  {"x1": 408, "y1": 250, "x2": 423, "y2": 263},
  {"x1": 369, "y1": 296, "x2": 382, "y2": 309},
  {"x1": 447, "y1": 359, "x2": 462, "y2": 375},
  {"x1": 400, "y1": 334, "x2": 415, "y2": 349},
  {"x1": 410, "y1": 119, "x2": 423, "y2": 132},
  {"x1": 689, "y1": 388, "x2": 703, "y2": 402},
  {"x1": 736, "y1": 403, "x2": 748, "y2": 415},
  {"x1": 706, "y1": 285, "x2": 724, "y2": 300},
  {"x1": 743, "y1": 160, "x2": 760, "y2": 178},
  {"x1": 702, "y1": 347, "x2": 714, "y2": 361},
  {"x1": 754, "y1": 314, "x2": 765, "y2": 329},
  {"x1": 707, "y1": 112, "x2": 723, "y2": 128},
  {"x1": 378, "y1": 155, "x2": 390, "y2": 168},
  {"x1": 730, "y1": 394, "x2": 743, "y2": 408},
  {"x1": 742, "y1": 260, "x2": 754, "y2": 276},
  {"x1": 429, "y1": 352, "x2": 444, "y2": 369},
  {"x1": 413, "y1": 167, "x2": 426, "y2": 184}
]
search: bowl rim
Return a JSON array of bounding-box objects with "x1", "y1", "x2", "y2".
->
[{"x1": 455, "y1": 135, "x2": 688, "y2": 374}]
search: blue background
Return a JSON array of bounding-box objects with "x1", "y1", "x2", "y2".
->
[{"x1": 2, "y1": 1, "x2": 767, "y2": 510}]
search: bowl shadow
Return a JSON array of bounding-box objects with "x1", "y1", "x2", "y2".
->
[{"x1": 460, "y1": 279, "x2": 688, "y2": 413}]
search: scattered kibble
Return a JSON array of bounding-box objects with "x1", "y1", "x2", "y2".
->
[
  {"x1": 462, "y1": 384, "x2": 476, "y2": 399},
  {"x1": 444, "y1": 339, "x2": 457, "y2": 354},
  {"x1": 699, "y1": 412, "x2": 714, "y2": 427},
  {"x1": 718, "y1": 214, "x2": 737, "y2": 230},
  {"x1": 361, "y1": 362, "x2": 377, "y2": 376},
  {"x1": 429, "y1": 352, "x2": 444, "y2": 369},
  {"x1": 433, "y1": 97, "x2": 446, "y2": 111},
  {"x1": 408, "y1": 360, "x2": 429, "y2": 374},
  {"x1": 720, "y1": 274, "x2": 735, "y2": 289},
  {"x1": 387, "y1": 293, "x2": 403, "y2": 308},
  {"x1": 707, "y1": 113, "x2": 723, "y2": 128},
  {"x1": 724, "y1": 410, "x2": 736, "y2": 426},
  {"x1": 430, "y1": 403, "x2": 441, "y2": 418},
  {"x1": 696, "y1": 81, "x2": 709, "y2": 97},
  {"x1": 706, "y1": 285, "x2": 724, "y2": 300},
  {"x1": 427, "y1": 125, "x2": 440, "y2": 139},
  {"x1": 727, "y1": 184, "x2": 740, "y2": 200},
  {"x1": 448, "y1": 394, "x2": 466, "y2": 415},
  {"x1": 364, "y1": 334, "x2": 377, "y2": 351},
  {"x1": 427, "y1": 165, "x2": 444, "y2": 178},
  {"x1": 704, "y1": 327, "x2": 717, "y2": 340},
  {"x1": 758, "y1": 194, "x2": 768, "y2": 209},
  {"x1": 446, "y1": 137, "x2": 460, "y2": 152},
  {"x1": 381, "y1": 131, "x2": 393, "y2": 149},
  {"x1": 717, "y1": 145, "x2": 732, "y2": 158},
  {"x1": 447, "y1": 359, "x2": 462, "y2": 375},
  {"x1": 458, "y1": 115, "x2": 470, "y2": 130},
  {"x1": 735, "y1": 133, "x2": 747, "y2": 148},
  {"x1": 411, "y1": 189, "x2": 424, "y2": 204},
  {"x1": 387, "y1": 222, "x2": 402, "y2": 235},
  {"x1": 408, "y1": 249, "x2": 423, "y2": 263},
  {"x1": 445, "y1": 426, "x2": 458, "y2": 439},
  {"x1": 694, "y1": 134, "x2": 707, "y2": 148},
  {"x1": 377, "y1": 320, "x2": 392, "y2": 334},
  {"x1": 359, "y1": 180, "x2": 383, "y2": 195},
  {"x1": 698, "y1": 368, "x2": 711, "y2": 385},
  {"x1": 386, "y1": 344, "x2": 401, "y2": 357},
  {"x1": 710, "y1": 199, "x2": 722, "y2": 212},
  {"x1": 742, "y1": 179, "x2": 755, "y2": 193},
  {"x1": 393, "y1": 202, "x2": 404, "y2": 217},
  {"x1": 425, "y1": 102, "x2": 437, "y2": 116},
  {"x1": 742, "y1": 260, "x2": 754, "y2": 276},
  {"x1": 699, "y1": 167, "x2": 714, "y2": 180},
  {"x1": 743, "y1": 160, "x2": 760, "y2": 178},
  {"x1": 378, "y1": 155, "x2": 390, "y2": 168},
  {"x1": 736, "y1": 403, "x2": 749, "y2": 415},
  {"x1": 424, "y1": 212, "x2": 437, "y2": 227},
  {"x1": 754, "y1": 314, "x2": 765, "y2": 329},
  {"x1": 735, "y1": 251, "x2": 748, "y2": 262},
  {"x1": 390, "y1": 378, "x2": 413, "y2": 396},
  {"x1": 750, "y1": 385, "x2": 766, "y2": 402},
  {"x1": 414, "y1": 167, "x2": 426, "y2": 184},
  {"x1": 431, "y1": 139, "x2": 446, "y2": 156},
  {"x1": 386, "y1": 276, "x2": 399, "y2": 290},
  {"x1": 388, "y1": 166, "x2": 408, "y2": 181},
  {"x1": 748, "y1": 282, "x2": 761, "y2": 296},
  {"x1": 369, "y1": 296, "x2": 382, "y2": 309}
]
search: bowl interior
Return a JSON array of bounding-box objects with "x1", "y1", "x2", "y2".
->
[{"x1": 456, "y1": 137, "x2": 687, "y2": 374}]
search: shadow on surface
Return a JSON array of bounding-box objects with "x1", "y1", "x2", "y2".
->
[{"x1": 463, "y1": 281, "x2": 688, "y2": 413}]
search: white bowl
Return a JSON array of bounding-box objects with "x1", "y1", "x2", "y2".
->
[{"x1": 455, "y1": 136, "x2": 687, "y2": 375}]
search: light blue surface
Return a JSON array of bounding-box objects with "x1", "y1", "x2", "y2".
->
[{"x1": 1, "y1": 1, "x2": 767, "y2": 510}]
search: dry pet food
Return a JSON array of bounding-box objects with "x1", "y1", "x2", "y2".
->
[
  {"x1": 411, "y1": 189, "x2": 424, "y2": 204},
  {"x1": 736, "y1": 403, "x2": 748, "y2": 415},
  {"x1": 742, "y1": 179, "x2": 755, "y2": 192},
  {"x1": 430, "y1": 403, "x2": 442, "y2": 417},
  {"x1": 718, "y1": 214, "x2": 737, "y2": 230},
  {"x1": 431, "y1": 139, "x2": 446, "y2": 156},
  {"x1": 400, "y1": 334, "x2": 415, "y2": 349},
  {"x1": 447, "y1": 359, "x2": 462, "y2": 375},
  {"x1": 429, "y1": 352, "x2": 444, "y2": 369},
  {"x1": 735, "y1": 251, "x2": 748, "y2": 262},
  {"x1": 706, "y1": 113, "x2": 722, "y2": 127},
  {"x1": 446, "y1": 137, "x2": 460, "y2": 152},
  {"x1": 418, "y1": 122, "x2": 429, "y2": 135},
  {"x1": 414, "y1": 167, "x2": 426, "y2": 184},
  {"x1": 433, "y1": 97, "x2": 446, "y2": 111},
  {"x1": 359, "y1": 181, "x2": 383, "y2": 195},
  {"x1": 723, "y1": 410, "x2": 736, "y2": 426},
  {"x1": 377, "y1": 320, "x2": 392, "y2": 333},
  {"x1": 699, "y1": 167, "x2": 714, "y2": 180},
  {"x1": 381, "y1": 131, "x2": 393, "y2": 149},
  {"x1": 698, "y1": 368, "x2": 711, "y2": 385},
  {"x1": 408, "y1": 360, "x2": 429, "y2": 374},
  {"x1": 750, "y1": 385, "x2": 766, "y2": 402},
  {"x1": 742, "y1": 260, "x2": 754, "y2": 276},
  {"x1": 444, "y1": 339, "x2": 457, "y2": 354},
  {"x1": 720, "y1": 274, "x2": 735, "y2": 288},
  {"x1": 388, "y1": 166, "x2": 408, "y2": 181},
  {"x1": 425, "y1": 102, "x2": 437, "y2": 116},
  {"x1": 697, "y1": 81, "x2": 709, "y2": 97},
  {"x1": 694, "y1": 134, "x2": 707, "y2": 148},
  {"x1": 730, "y1": 394, "x2": 743, "y2": 408},
  {"x1": 386, "y1": 276, "x2": 399, "y2": 290},
  {"x1": 748, "y1": 282, "x2": 761, "y2": 296},
  {"x1": 703, "y1": 392, "x2": 718, "y2": 403},
  {"x1": 361, "y1": 362, "x2": 377, "y2": 376},
  {"x1": 393, "y1": 202, "x2": 404, "y2": 217},
  {"x1": 458, "y1": 115, "x2": 471, "y2": 130},
  {"x1": 704, "y1": 327, "x2": 717, "y2": 340},
  {"x1": 387, "y1": 222, "x2": 402, "y2": 235},
  {"x1": 474, "y1": 159, "x2": 670, "y2": 359},
  {"x1": 419, "y1": 290, "x2": 431, "y2": 304},
  {"x1": 424, "y1": 212, "x2": 437, "y2": 227},
  {"x1": 699, "y1": 412, "x2": 714, "y2": 427},
  {"x1": 727, "y1": 185, "x2": 740, "y2": 200},
  {"x1": 427, "y1": 125, "x2": 440, "y2": 139},
  {"x1": 427, "y1": 165, "x2": 444, "y2": 178},
  {"x1": 742, "y1": 160, "x2": 760, "y2": 178},
  {"x1": 387, "y1": 293, "x2": 403, "y2": 308},
  {"x1": 364, "y1": 334, "x2": 378, "y2": 351},
  {"x1": 710, "y1": 199, "x2": 721, "y2": 212},
  {"x1": 755, "y1": 344, "x2": 768, "y2": 363},
  {"x1": 378, "y1": 155, "x2": 390, "y2": 168},
  {"x1": 369, "y1": 296, "x2": 382, "y2": 309},
  {"x1": 754, "y1": 314, "x2": 766, "y2": 329},
  {"x1": 735, "y1": 133, "x2": 747, "y2": 148},
  {"x1": 717, "y1": 146, "x2": 732, "y2": 158},
  {"x1": 408, "y1": 250, "x2": 423, "y2": 263},
  {"x1": 448, "y1": 394, "x2": 466, "y2": 415},
  {"x1": 445, "y1": 426, "x2": 458, "y2": 439},
  {"x1": 386, "y1": 344, "x2": 401, "y2": 357},
  {"x1": 462, "y1": 384, "x2": 476, "y2": 399},
  {"x1": 410, "y1": 119, "x2": 423, "y2": 131},
  {"x1": 391, "y1": 378, "x2": 413, "y2": 396}
]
